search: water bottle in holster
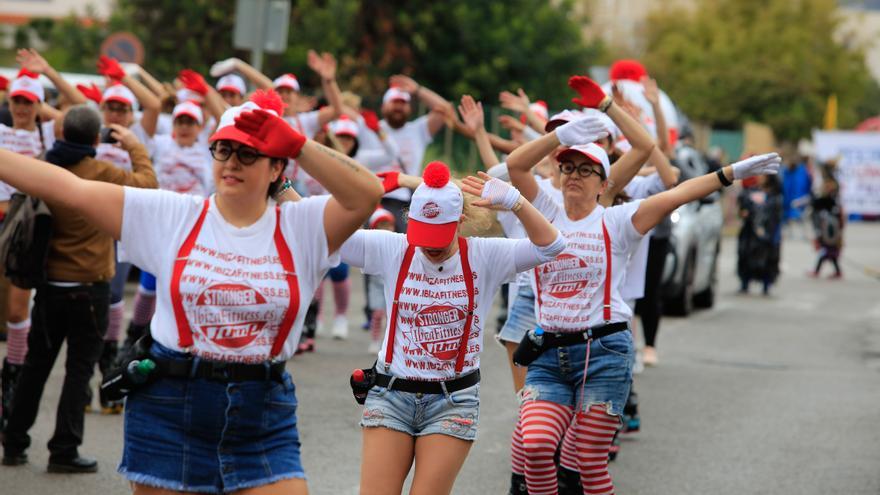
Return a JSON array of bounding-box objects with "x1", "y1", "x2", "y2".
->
[
  {"x1": 100, "y1": 332, "x2": 157, "y2": 401},
  {"x1": 350, "y1": 366, "x2": 377, "y2": 405},
  {"x1": 513, "y1": 327, "x2": 546, "y2": 367}
]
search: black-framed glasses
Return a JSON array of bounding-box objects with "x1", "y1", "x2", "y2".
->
[
  {"x1": 558, "y1": 161, "x2": 604, "y2": 179},
  {"x1": 209, "y1": 142, "x2": 266, "y2": 165}
]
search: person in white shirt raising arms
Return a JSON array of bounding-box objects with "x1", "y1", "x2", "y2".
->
[
  {"x1": 506, "y1": 75, "x2": 781, "y2": 495},
  {"x1": 0, "y1": 88, "x2": 383, "y2": 495}
]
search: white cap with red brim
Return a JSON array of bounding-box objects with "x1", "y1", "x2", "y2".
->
[
  {"x1": 176, "y1": 88, "x2": 205, "y2": 104},
  {"x1": 556, "y1": 143, "x2": 611, "y2": 180},
  {"x1": 382, "y1": 86, "x2": 411, "y2": 104},
  {"x1": 544, "y1": 109, "x2": 583, "y2": 132},
  {"x1": 273, "y1": 73, "x2": 300, "y2": 92},
  {"x1": 328, "y1": 116, "x2": 359, "y2": 138},
  {"x1": 9, "y1": 74, "x2": 44, "y2": 103},
  {"x1": 407, "y1": 162, "x2": 462, "y2": 249},
  {"x1": 369, "y1": 207, "x2": 395, "y2": 229},
  {"x1": 216, "y1": 74, "x2": 246, "y2": 95},
  {"x1": 172, "y1": 101, "x2": 204, "y2": 125},
  {"x1": 103, "y1": 84, "x2": 136, "y2": 106}
]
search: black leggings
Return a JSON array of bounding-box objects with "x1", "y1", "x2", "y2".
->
[
  {"x1": 815, "y1": 253, "x2": 841, "y2": 275},
  {"x1": 636, "y1": 237, "x2": 669, "y2": 348}
]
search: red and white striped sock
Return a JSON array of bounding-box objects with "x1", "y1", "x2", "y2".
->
[
  {"x1": 5, "y1": 319, "x2": 30, "y2": 365},
  {"x1": 369, "y1": 309, "x2": 385, "y2": 344},
  {"x1": 105, "y1": 301, "x2": 125, "y2": 342},
  {"x1": 573, "y1": 405, "x2": 619, "y2": 495},
  {"x1": 510, "y1": 408, "x2": 526, "y2": 475},
  {"x1": 558, "y1": 416, "x2": 580, "y2": 472},
  {"x1": 131, "y1": 289, "x2": 156, "y2": 327},
  {"x1": 521, "y1": 400, "x2": 574, "y2": 495}
]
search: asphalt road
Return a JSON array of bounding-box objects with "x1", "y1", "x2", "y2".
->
[{"x1": 2, "y1": 223, "x2": 879, "y2": 495}]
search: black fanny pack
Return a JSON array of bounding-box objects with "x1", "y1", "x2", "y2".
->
[
  {"x1": 513, "y1": 322, "x2": 630, "y2": 367},
  {"x1": 349, "y1": 365, "x2": 480, "y2": 404}
]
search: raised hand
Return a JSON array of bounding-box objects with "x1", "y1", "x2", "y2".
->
[
  {"x1": 361, "y1": 109, "x2": 380, "y2": 133},
  {"x1": 460, "y1": 171, "x2": 522, "y2": 211},
  {"x1": 97, "y1": 55, "x2": 126, "y2": 81},
  {"x1": 178, "y1": 69, "x2": 209, "y2": 96},
  {"x1": 389, "y1": 74, "x2": 419, "y2": 94},
  {"x1": 77, "y1": 83, "x2": 103, "y2": 104},
  {"x1": 641, "y1": 76, "x2": 660, "y2": 106},
  {"x1": 555, "y1": 116, "x2": 610, "y2": 147},
  {"x1": 458, "y1": 95, "x2": 485, "y2": 133},
  {"x1": 16, "y1": 48, "x2": 49, "y2": 74},
  {"x1": 376, "y1": 171, "x2": 400, "y2": 193},
  {"x1": 731, "y1": 153, "x2": 782, "y2": 180},
  {"x1": 568, "y1": 75, "x2": 610, "y2": 109},
  {"x1": 499, "y1": 88, "x2": 530, "y2": 114},
  {"x1": 233, "y1": 109, "x2": 307, "y2": 158},
  {"x1": 307, "y1": 50, "x2": 337, "y2": 80},
  {"x1": 498, "y1": 114, "x2": 526, "y2": 132},
  {"x1": 210, "y1": 58, "x2": 241, "y2": 77}
]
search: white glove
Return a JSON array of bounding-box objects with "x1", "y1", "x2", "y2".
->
[
  {"x1": 210, "y1": 58, "x2": 241, "y2": 77},
  {"x1": 555, "y1": 116, "x2": 609, "y2": 147},
  {"x1": 482, "y1": 177, "x2": 522, "y2": 210},
  {"x1": 731, "y1": 152, "x2": 782, "y2": 180},
  {"x1": 120, "y1": 63, "x2": 141, "y2": 77}
]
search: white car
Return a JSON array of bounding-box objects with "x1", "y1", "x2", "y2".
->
[{"x1": 661, "y1": 143, "x2": 723, "y2": 315}]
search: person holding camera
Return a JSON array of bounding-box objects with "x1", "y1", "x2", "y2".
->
[{"x1": 2, "y1": 105, "x2": 157, "y2": 472}]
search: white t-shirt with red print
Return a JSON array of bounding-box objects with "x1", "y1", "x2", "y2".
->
[
  {"x1": 120, "y1": 188, "x2": 339, "y2": 362},
  {"x1": 530, "y1": 187, "x2": 644, "y2": 332},
  {"x1": 0, "y1": 121, "x2": 55, "y2": 201},
  {"x1": 341, "y1": 230, "x2": 523, "y2": 381},
  {"x1": 149, "y1": 134, "x2": 214, "y2": 196},
  {"x1": 380, "y1": 115, "x2": 434, "y2": 202}
]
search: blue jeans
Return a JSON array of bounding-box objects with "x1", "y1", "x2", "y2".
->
[
  {"x1": 119, "y1": 343, "x2": 304, "y2": 493},
  {"x1": 522, "y1": 330, "x2": 633, "y2": 416},
  {"x1": 361, "y1": 382, "x2": 481, "y2": 441},
  {"x1": 498, "y1": 284, "x2": 537, "y2": 344}
]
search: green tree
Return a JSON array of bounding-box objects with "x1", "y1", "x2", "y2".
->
[{"x1": 642, "y1": 0, "x2": 880, "y2": 141}]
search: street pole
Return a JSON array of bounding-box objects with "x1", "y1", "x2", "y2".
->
[{"x1": 250, "y1": 0, "x2": 267, "y2": 72}]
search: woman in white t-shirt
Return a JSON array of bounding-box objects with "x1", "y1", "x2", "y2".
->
[
  {"x1": 507, "y1": 75, "x2": 782, "y2": 495},
  {"x1": 342, "y1": 161, "x2": 565, "y2": 495},
  {"x1": 0, "y1": 89, "x2": 383, "y2": 495},
  {"x1": 0, "y1": 68, "x2": 57, "y2": 432}
]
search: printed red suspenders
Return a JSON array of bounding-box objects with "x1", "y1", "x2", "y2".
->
[
  {"x1": 533, "y1": 218, "x2": 613, "y2": 324},
  {"x1": 384, "y1": 237, "x2": 475, "y2": 375},
  {"x1": 170, "y1": 199, "x2": 300, "y2": 358}
]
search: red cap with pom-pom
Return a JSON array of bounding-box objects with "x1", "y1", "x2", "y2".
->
[
  {"x1": 609, "y1": 59, "x2": 648, "y2": 82},
  {"x1": 209, "y1": 89, "x2": 286, "y2": 148},
  {"x1": 407, "y1": 161, "x2": 462, "y2": 249}
]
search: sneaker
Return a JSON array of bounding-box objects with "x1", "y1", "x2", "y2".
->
[
  {"x1": 368, "y1": 341, "x2": 380, "y2": 354},
  {"x1": 332, "y1": 315, "x2": 349, "y2": 340},
  {"x1": 623, "y1": 391, "x2": 640, "y2": 433},
  {"x1": 633, "y1": 351, "x2": 645, "y2": 375},
  {"x1": 2, "y1": 451, "x2": 27, "y2": 466},
  {"x1": 47, "y1": 455, "x2": 98, "y2": 473},
  {"x1": 296, "y1": 337, "x2": 315, "y2": 355},
  {"x1": 643, "y1": 346, "x2": 658, "y2": 367}
]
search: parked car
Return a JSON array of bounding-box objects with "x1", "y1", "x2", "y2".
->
[{"x1": 662, "y1": 142, "x2": 723, "y2": 315}]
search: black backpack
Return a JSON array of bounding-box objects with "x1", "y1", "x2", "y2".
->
[{"x1": 0, "y1": 193, "x2": 53, "y2": 289}]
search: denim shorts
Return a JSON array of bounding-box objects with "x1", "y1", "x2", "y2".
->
[
  {"x1": 360, "y1": 382, "x2": 481, "y2": 441},
  {"x1": 522, "y1": 330, "x2": 634, "y2": 417},
  {"x1": 498, "y1": 284, "x2": 537, "y2": 344},
  {"x1": 118, "y1": 343, "x2": 305, "y2": 493}
]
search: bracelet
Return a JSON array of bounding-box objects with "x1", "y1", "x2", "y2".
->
[
  {"x1": 511, "y1": 197, "x2": 524, "y2": 212},
  {"x1": 274, "y1": 178, "x2": 294, "y2": 199},
  {"x1": 716, "y1": 168, "x2": 733, "y2": 187},
  {"x1": 598, "y1": 97, "x2": 613, "y2": 113}
]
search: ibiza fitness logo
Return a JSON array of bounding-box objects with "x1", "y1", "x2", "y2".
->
[
  {"x1": 412, "y1": 303, "x2": 466, "y2": 360},
  {"x1": 192, "y1": 282, "x2": 279, "y2": 348}
]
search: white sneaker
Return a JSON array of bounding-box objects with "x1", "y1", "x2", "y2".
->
[
  {"x1": 368, "y1": 341, "x2": 380, "y2": 354},
  {"x1": 633, "y1": 350, "x2": 645, "y2": 375},
  {"x1": 332, "y1": 315, "x2": 349, "y2": 340}
]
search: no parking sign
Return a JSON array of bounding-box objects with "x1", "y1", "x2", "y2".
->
[{"x1": 100, "y1": 32, "x2": 145, "y2": 65}]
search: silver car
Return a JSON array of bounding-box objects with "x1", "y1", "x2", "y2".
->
[{"x1": 662, "y1": 143, "x2": 724, "y2": 315}]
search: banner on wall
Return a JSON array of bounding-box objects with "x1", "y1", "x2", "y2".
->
[{"x1": 812, "y1": 131, "x2": 880, "y2": 216}]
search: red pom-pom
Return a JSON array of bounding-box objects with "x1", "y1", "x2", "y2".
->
[
  {"x1": 352, "y1": 369, "x2": 365, "y2": 382},
  {"x1": 250, "y1": 89, "x2": 287, "y2": 116},
  {"x1": 17, "y1": 68, "x2": 40, "y2": 79},
  {"x1": 422, "y1": 161, "x2": 450, "y2": 188},
  {"x1": 609, "y1": 59, "x2": 648, "y2": 82}
]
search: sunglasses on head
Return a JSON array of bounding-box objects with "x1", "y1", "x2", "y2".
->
[
  {"x1": 209, "y1": 142, "x2": 267, "y2": 165},
  {"x1": 558, "y1": 161, "x2": 605, "y2": 179}
]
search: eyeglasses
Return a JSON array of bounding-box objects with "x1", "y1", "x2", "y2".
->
[
  {"x1": 103, "y1": 104, "x2": 131, "y2": 115},
  {"x1": 209, "y1": 143, "x2": 266, "y2": 165},
  {"x1": 558, "y1": 161, "x2": 605, "y2": 179}
]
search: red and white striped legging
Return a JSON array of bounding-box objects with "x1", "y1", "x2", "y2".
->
[{"x1": 516, "y1": 401, "x2": 619, "y2": 495}]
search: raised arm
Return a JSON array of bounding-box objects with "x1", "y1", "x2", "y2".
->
[
  {"x1": 17, "y1": 48, "x2": 86, "y2": 107},
  {"x1": 98, "y1": 56, "x2": 160, "y2": 136},
  {"x1": 643, "y1": 76, "x2": 673, "y2": 158},
  {"x1": 133, "y1": 64, "x2": 172, "y2": 102},
  {"x1": 632, "y1": 153, "x2": 781, "y2": 234},
  {"x1": 212, "y1": 57, "x2": 273, "y2": 90},
  {"x1": 458, "y1": 95, "x2": 499, "y2": 169},
  {"x1": 179, "y1": 69, "x2": 224, "y2": 125},
  {"x1": 232, "y1": 109, "x2": 383, "y2": 253},
  {"x1": 0, "y1": 148, "x2": 124, "y2": 239},
  {"x1": 307, "y1": 50, "x2": 343, "y2": 126},
  {"x1": 389, "y1": 74, "x2": 449, "y2": 135},
  {"x1": 499, "y1": 89, "x2": 545, "y2": 135}
]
